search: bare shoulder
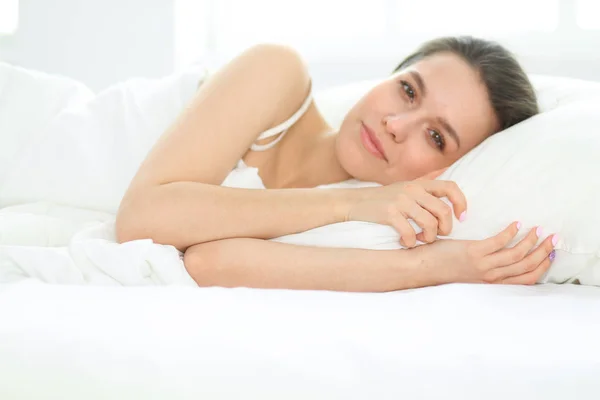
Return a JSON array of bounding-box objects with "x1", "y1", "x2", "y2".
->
[
  {"x1": 119, "y1": 43, "x2": 314, "y2": 198},
  {"x1": 240, "y1": 43, "x2": 313, "y2": 127}
]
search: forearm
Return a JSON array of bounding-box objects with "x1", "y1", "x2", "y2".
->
[
  {"x1": 183, "y1": 238, "x2": 433, "y2": 292},
  {"x1": 116, "y1": 181, "x2": 357, "y2": 251}
]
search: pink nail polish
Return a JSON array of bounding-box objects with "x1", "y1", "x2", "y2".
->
[
  {"x1": 516, "y1": 221, "x2": 522, "y2": 230},
  {"x1": 552, "y1": 234, "x2": 559, "y2": 246},
  {"x1": 536, "y1": 227, "x2": 543, "y2": 237},
  {"x1": 459, "y1": 211, "x2": 466, "y2": 222}
]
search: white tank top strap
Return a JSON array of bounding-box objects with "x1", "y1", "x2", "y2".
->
[{"x1": 250, "y1": 90, "x2": 313, "y2": 152}]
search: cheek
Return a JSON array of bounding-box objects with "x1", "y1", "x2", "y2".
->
[
  {"x1": 335, "y1": 131, "x2": 363, "y2": 174},
  {"x1": 389, "y1": 144, "x2": 438, "y2": 180},
  {"x1": 336, "y1": 128, "x2": 386, "y2": 182}
]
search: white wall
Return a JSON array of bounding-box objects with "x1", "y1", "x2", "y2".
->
[
  {"x1": 0, "y1": 0, "x2": 174, "y2": 92},
  {"x1": 302, "y1": 32, "x2": 600, "y2": 90},
  {"x1": 1, "y1": 0, "x2": 600, "y2": 93},
  {"x1": 180, "y1": 0, "x2": 600, "y2": 89}
]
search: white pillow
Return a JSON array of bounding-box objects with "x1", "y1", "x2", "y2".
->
[
  {"x1": 0, "y1": 64, "x2": 208, "y2": 213},
  {"x1": 313, "y1": 74, "x2": 600, "y2": 285},
  {"x1": 0, "y1": 202, "x2": 113, "y2": 247},
  {"x1": 0, "y1": 62, "x2": 95, "y2": 188}
]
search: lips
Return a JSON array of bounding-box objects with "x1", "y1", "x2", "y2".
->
[{"x1": 360, "y1": 122, "x2": 387, "y2": 161}]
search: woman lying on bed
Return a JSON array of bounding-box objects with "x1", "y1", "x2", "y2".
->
[{"x1": 115, "y1": 36, "x2": 557, "y2": 292}]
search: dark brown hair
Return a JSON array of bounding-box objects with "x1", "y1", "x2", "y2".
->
[{"x1": 394, "y1": 36, "x2": 539, "y2": 132}]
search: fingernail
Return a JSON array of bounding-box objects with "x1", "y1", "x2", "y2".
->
[
  {"x1": 459, "y1": 211, "x2": 467, "y2": 222},
  {"x1": 552, "y1": 234, "x2": 559, "y2": 247},
  {"x1": 549, "y1": 250, "x2": 556, "y2": 262},
  {"x1": 516, "y1": 221, "x2": 522, "y2": 230},
  {"x1": 536, "y1": 227, "x2": 544, "y2": 237}
]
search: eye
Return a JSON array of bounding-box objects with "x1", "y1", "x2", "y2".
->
[
  {"x1": 429, "y1": 129, "x2": 446, "y2": 152},
  {"x1": 399, "y1": 80, "x2": 416, "y2": 102}
]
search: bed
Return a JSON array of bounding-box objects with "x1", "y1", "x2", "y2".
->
[
  {"x1": 1, "y1": 61, "x2": 600, "y2": 399},
  {"x1": 1, "y1": 281, "x2": 600, "y2": 399}
]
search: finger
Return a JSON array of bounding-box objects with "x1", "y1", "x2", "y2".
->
[
  {"x1": 495, "y1": 233, "x2": 556, "y2": 282},
  {"x1": 478, "y1": 221, "x2": 522, "y2": 254},
  {"x1": 415, "y1": 167, "x2": 448, "y2": 181},
  {"x1": 405, "y1": 204, "x2": 438, "y2": 243},
  {"x1": 500, "y1": 250, "x2": 555, "y2": 285},
  {"x1": 415, "y1": 231, "x2": 437, "y2": 244},
  {"x1": 420, "y1": 180, "x2": 467, "y2": 221},
  {"x1": 488, "y1": 227, "x2": 540, "y2": 267},
  {"x1": 391, "y1": 215, "x2": 418, "y2": 248},
  {"x1": 414, "y1": 192, "x2": 453, "y2": 236},
  {"x1": 414, "y1": 231, "x2": 441, "y2": 244}
]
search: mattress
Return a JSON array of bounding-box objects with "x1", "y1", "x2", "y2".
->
[{"x1": 1, "y1": 280, "x2": 599, "y2": 399}]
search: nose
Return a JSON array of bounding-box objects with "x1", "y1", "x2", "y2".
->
[{"x1": 382, "y1": 114, "x2": 415, "y2": 143}]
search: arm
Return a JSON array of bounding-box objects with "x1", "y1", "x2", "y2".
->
[
  {"x1": 118, "y1": 182, "x2": 356, "y2": 252},
  {"x1": 115, "y1": 45, "x2": 467, "y2": 252},
  {"x1": 116, "y1": 43, "x2": 353, "y2": 251},
  {"x1": 183, "y1": 222, "x2": 557, "y2": 292},
  {"x1": 183, "y1": 238, "x2": 432, "y2": 292}
]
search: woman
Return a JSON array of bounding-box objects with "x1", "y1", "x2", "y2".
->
[{"x1": 115, "y1": 36, "x2": 557, "y2": 292}]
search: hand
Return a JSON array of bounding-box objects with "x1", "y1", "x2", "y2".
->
[
  {"x1": 415, "y1": 222, "x2": 557, "y2": 285},
  {"x1": 346, "y1": 170, "x2": 466, "y2": 248}
]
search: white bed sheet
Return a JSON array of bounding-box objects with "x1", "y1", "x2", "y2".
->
[{"x1": 1, "y1": 281, "x2": 599, "y2": 399}]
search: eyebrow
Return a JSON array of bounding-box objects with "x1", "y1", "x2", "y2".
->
[
  {"x1": 437, "y1": 117, "x2": 461, "y2": 149},
  {"x1": 409, "y1": 70, "x2": 461, "y2": 149}
]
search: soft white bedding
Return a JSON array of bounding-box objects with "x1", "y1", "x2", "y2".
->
[
  {"x1": 2, "y1": 61, "x2": 600, "y2": 286},
  {"x1": 1, "y1": 281, "x2": 599, "y2": 399},
  {"x1": 0, "y1": 203, "x2": 194, "y2": 286},
  {"x1": 2, "y1": 62, "x2": 600, "y2": 399}
]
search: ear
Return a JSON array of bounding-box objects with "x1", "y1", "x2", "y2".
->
[{"x1": 415, "y1": 167, "x2": 448, "y2": 181}]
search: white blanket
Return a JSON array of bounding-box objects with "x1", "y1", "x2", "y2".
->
[
  {"x1": 0, "y1": 201, "x2": 402, "y2": 286},
  {"x1": 0, "y1": 203, "x2": 192, "y2": 285}
]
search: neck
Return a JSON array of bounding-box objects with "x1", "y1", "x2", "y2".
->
[{"x1": 271, "y1": 129, "x2": 352, "y2": 189}]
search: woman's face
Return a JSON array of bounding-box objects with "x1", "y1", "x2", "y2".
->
[{"x1": 335, "y1": 52, "x2": 500, "y2": 184}]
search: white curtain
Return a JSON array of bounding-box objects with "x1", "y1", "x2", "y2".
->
[{"x1": 174, "y1": 0, "x2": 600, "y2": 89}]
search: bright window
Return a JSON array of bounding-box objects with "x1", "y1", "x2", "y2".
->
[
  {"x1": 213, "y1": 0, "x2": 387, "y2": 52},
  {"x1": 0, "y1": 0, "x2": 19, "y2": 35},
  {"x1": 577, "y1": 0, "x2": 600, "y2": 30},
  {"x1": 174, "y1": 0, "x2": 563, "y2": 70}
]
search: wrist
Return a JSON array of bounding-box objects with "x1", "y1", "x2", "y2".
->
[
  {"x1": 330, "y1": 189, "x2": 353, "y2": 223},
  {"x1": 371, "y1": 247, "x2": 429, "y2": 290},
  {"x1": 331, "y1": 187, "x2": 374, "y2": 223},
  {"x1": 410, "y1": 244, "x2": 451, "y2": 286},
  {"x1": 398, "y1": 245, "x2": 452, "y2": 289}
]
